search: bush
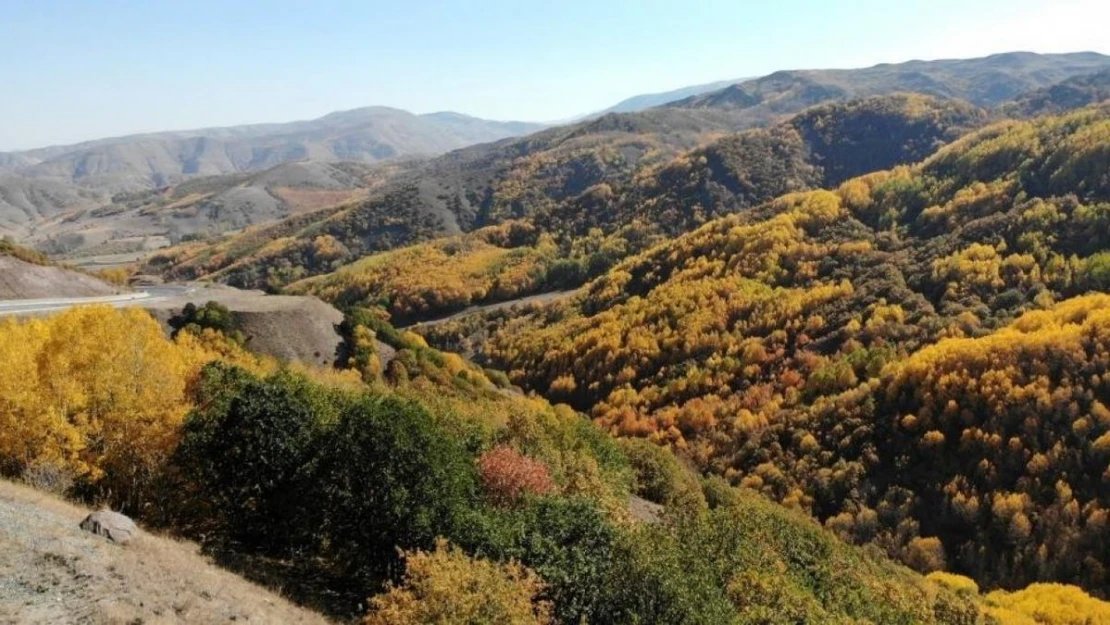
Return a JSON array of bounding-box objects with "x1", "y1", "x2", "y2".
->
[
  {"x1": 364, "y1": 539, "x2": 551, "y2": 625},
  {"x1": 598, "y1": 523, "x2": 737, "y2": 625},
  {"x1": 478, "y1": 445, "x2": 555, "y2": 506},
  {"x1": 618, "y1": 438, "x2": 706, "y2": 511},
  {"x1": 172, "y1": 301, "x2": 245, "y2": 344},
  {"x1": 174, "y1": 364, "x2": 331, "y2": 552},
  {"x1": 316, "y1": 394, "x2": 478, "y2": 581},
  {"x1": 460, "y1": 497, "x2": 620, "y2": 625},
  {"x1": 904, "y1": 536, "x2": 948, "y2": 574}
]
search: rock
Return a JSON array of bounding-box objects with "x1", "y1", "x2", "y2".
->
[
  {"x1": 79, "y1": 510, "x2": 138, "y2": 545},
  {"x1": 628, "y1": 495, "x2": 664, "y2": 524}
]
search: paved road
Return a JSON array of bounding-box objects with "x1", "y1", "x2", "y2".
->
[{"x1": 0, "y1": 286, "x2": 195, "y2": 317}]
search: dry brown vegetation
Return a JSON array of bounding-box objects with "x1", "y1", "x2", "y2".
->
[
  {"x1": 0, "y1": 480, "x2": 332, "y2": 624},
  {"x1": 271, "y1": 187, "x2": 372, "y2": 214}
]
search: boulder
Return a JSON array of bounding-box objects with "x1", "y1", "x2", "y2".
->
[{"x1": 79, "y1": 510, "x2": 138, "y2": 545}]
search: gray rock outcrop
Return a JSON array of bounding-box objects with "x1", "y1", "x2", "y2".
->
[{"x1": 79, "y1": 510, "x2": 138, "y2": 545}]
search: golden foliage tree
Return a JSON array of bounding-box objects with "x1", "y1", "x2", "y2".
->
[{"x1": 364, "y1": 539, "x2": 551, "y2": 625}]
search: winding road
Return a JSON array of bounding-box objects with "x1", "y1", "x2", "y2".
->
[{"x1": 0, "y1": 286, "x2": 196, "y2": 317}]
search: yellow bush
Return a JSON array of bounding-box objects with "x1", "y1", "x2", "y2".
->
[
  {"x1": 364, "y1": 539, "x2": 551, "y2": 625},
  {"x1": 983, "y1": 583, "x2": 1110, "y2": 624},
  {"x1": 926, "y1": 572, "x2": 979, "y2": 596}
]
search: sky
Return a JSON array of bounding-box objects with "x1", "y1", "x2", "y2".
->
[{"x1": 1, "y1": 0, "x2": 1108, "y2": 151}]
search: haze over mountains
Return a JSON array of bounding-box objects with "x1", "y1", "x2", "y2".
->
[
  {"x1": 5, "y1": 50, "x2": 1110, "y2": 264},
  {"x1": 586, "y1": 78, "x2": 744, "y2": 116}
]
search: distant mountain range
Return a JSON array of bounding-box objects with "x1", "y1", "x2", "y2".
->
[
  {"x1": 6, "y1": 50, "x2": 1110, "y2": 262},
  {"x1": 587, "y1": 79, "x2": 747, "y2": 116},
  {"x1": 0, "y1": 107, "x2": 542, "y2": 186},
  {"x1": 0, "y1": 108, "x2": 544, "y2": 234},
  {"x1": 671, "y1": 51, "x2": 1110, "y2": 122}
]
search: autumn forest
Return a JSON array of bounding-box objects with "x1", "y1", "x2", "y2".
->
[{"x1": 7, "y1": 55, "x2": 1110, "y2": 624}]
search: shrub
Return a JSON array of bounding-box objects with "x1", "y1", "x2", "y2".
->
[
  {"x1": 460, "y1": 497, "x2": 620, "y2": 625},
  {"x1": 316, "y1": 394, "x2": 478, "y2": 581},
  {"x1": 904, "y1": 536, "x2": 948, "y2": 574},
  {"x1": 172, "y1": 301, "x2": 245, "y2": 344},
  {"x1": 364, "y1": 539, "x2": 551, "y2": 625},
  {"x1": 983, "y1": 583, "x2": 1110, "y2": 624},
  {"x1": 174, "y1": 364, "x2": 332, "y2": 552},
  {"x1": 618, "y1": 438, "x2": 706, "y2": 511},
  {"x1": 478, "y1": 445, "x2": 555, "y2": 506}
]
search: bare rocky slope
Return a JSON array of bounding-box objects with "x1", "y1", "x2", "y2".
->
[
  {"x1": 0, "y1": 480, "x2": 331, "y2": 625},
  {"x1": 0, "y1": 256, "x2": 120, "y2": 300},
  {"x1": 143, "y1": 286, "x2": 346, "y2": 368}
]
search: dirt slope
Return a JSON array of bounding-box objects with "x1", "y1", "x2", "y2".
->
[
  {"x1": 0, "y1": 257, "x2": 119, "y2": 300},
  {"x1": 0, "y1": 480, "x2": 331, "y2": 625},
  {"x1": 143, "y1": 286, "x2": 345, "y2": 368}
]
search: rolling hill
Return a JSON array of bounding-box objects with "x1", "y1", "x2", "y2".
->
[
  {"x1": 136, "y1": 52, "x2": 1110, "y2": 290},
  {"x1": 279, "y1": 94, "x2": 987, "y2": 325},
  {"x1": 673, "y1": 51, "x2": 1110, "y2": 121},
  {"x1": 27, "y1": 160, "x2": 395, "y2": 262},
  {"x1": 465, "y1": 102, "x2": 1110, "y2": 595},
  {"x1": 11, "y1": 51, "x2": 1110, "y2": 274},
  {"x1": 587, "y1": 78, "x2": 744, "y2": 116},
  {"x1": 0, "y1": 107, "x2": 544, "y2": 241},
  {"x1": 1002, "y1": 68, "x2": 1110, "y2": 117},
  {"x1": 154, "y1": 94, "x2": 986, "y2": 299}
]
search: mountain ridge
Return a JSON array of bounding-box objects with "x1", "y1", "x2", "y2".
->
[{"x1": 671, "y1": 50, "x2": 1110, "y2": 112}]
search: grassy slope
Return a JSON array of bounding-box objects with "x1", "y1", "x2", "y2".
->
[{"x1": 0, "y1": 480, "x2": 330, "y2": 624}]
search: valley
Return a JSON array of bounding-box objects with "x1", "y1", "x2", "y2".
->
[{"x1": 5, "y1": 46, "x2": 1110, "y2": 624}]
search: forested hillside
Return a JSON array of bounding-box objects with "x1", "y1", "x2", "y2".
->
[
  {"x1": 1, "y1": 305, "x2": 1106, "y2": 623},
  {"x1": 143, "y1": 106, "x2": 748, "y2": 288},
  {"x1": 142, "y1": 52, "x2": 1110, "y2": 292},
  {"x1": 1002, "y1": 69, "x2": 1110, "y2": 117},
  {"x1": 17, "y1": 51, "x2": 1110, "y2": 621},
  {"x1": 178, "y1": 94, "x2": 985, "y2": 318},
  {"x1": 460, "y1": 103, "x2": 1110, "y2": 596}
]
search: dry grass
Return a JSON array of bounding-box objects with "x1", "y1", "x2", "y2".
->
[
  {"x1": 0, "y1": 480, "x2": 333, "y2": 624},
  {"x1": 270, "y1": 188, "x2": 370, "y2": 214}
]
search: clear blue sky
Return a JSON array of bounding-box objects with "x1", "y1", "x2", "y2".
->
[{"x1": 1, "y1": 0, "x2": 1107, "y2": 150}]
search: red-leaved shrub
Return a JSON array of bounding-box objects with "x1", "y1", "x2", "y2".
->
[{"x1": 478, "y1": 445, "x2": 555, "y2": 506}]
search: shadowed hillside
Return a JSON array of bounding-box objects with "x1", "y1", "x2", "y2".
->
[
  {"x1": 150, "y1": 94, "x2": 986, "y2": 298},
  {"x1": 1002, "y1": 69, "x2": 1110, "y2": 117}
]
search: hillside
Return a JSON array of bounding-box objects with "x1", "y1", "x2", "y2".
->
[
  {"x1": 142, "y1": 106, "x2": 750, "y2": 287},
  {"x1": 0, "y1": 305, "x2": 1104, "y2": 623},
  {"x1": 0, "y1": 107, "x2": 543, "y2": 240},
  {"x1": 450, "y1": 103, "x2": 1110, "y2": 596},
  {"x1": 29, "y1": 160, "x2": 394, "y2": 263},
  {"x1": 152, "y1": 94, "x2": 986, "y2": 299},
  {"x1": 0, "y1": 241, "x2": 120, "y2": 300},
  {"x1": 264, "y1": 95, "x2": 983, "y2": 326},
  {"x1": 0, "y1": 480, "x2": 330, "y2": 624},
  {"x1": 13, "y1": 51, "x2": 1107, "y2": 270},
  {"x1": 673, "y1": 51, "x2": 1110, "y2": 120},
  {"x1": 588, "y1": 78, "x2": 744, "y2": 116},
  {"x1": 1003, "y1": 69, "x2": 1110, "y2": 117}
]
